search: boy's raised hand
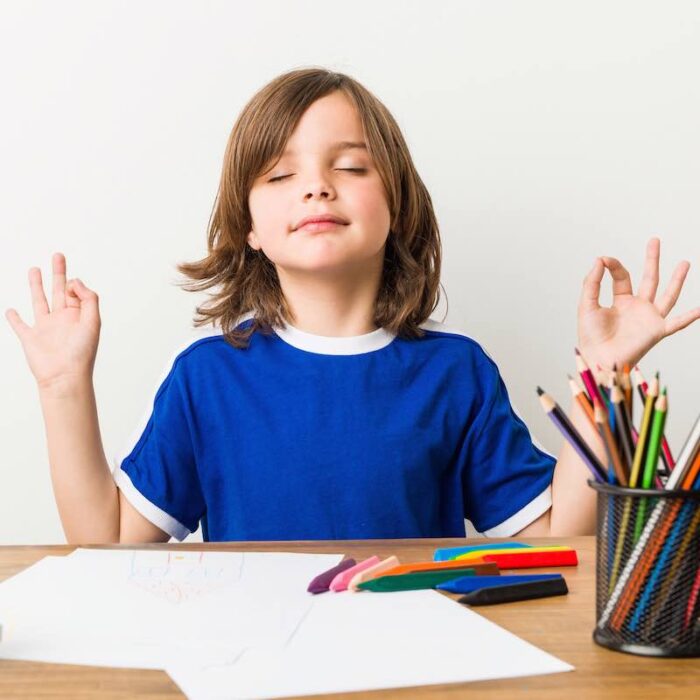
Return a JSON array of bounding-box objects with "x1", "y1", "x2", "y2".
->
[
  {"x1": 577, "y1": 237, "x2": 700, "y2": 372},
  {"x1": 5, "y1": 252, "x2": 101, "y2": 392}
]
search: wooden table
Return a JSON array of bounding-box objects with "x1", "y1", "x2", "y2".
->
[{"x1": 0, "y1": 536, "x2": 698, "y2": 699}]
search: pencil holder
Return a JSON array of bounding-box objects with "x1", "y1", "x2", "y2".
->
[{"x1": 588, "y1": 479, "x2": 700, "y2": 657}]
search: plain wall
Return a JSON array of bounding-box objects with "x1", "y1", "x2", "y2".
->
[{"x1": 1, "y1": 0, "x2": 698, "y2": 543}]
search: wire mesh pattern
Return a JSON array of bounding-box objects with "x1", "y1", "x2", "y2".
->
[{"x1": 590, "y1": 480, "x2": 700, "y2": 657}]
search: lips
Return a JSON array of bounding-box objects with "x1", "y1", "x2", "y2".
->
[{"x1": 294, "y1": 214, "x2": 349, "y2": 231}]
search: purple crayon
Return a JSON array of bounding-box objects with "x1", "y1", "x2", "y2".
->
[{"x1": 307, "y1": 558, "x2": 357, "y2": 594}]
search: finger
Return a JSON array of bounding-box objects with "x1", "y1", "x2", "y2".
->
[
  {"x1": 28, "y1": 267, "x2": 50, "y2": 319},
  {"x1": 663, "y1": 306, "x2": 700, "y2": 338},
  {"x1": 656, "y1": 261, "x2": 690, "y2": 317},
  {"x1": 579, "y1": 257, "x2": 604, "y2": 313},
  {"x1": 71, "y1": 279, "x2": 100, "y2": 326},
  {"x1": 638, "y1": 237, "x2": 660, "y2": 302},
  {"x1": 5, "y1": 308, "x2": 31, "y2": 340},
  {"x1": 65, "y1": 279, "x2": 82, "y2": 309},
  {"x1": 600, "y1": 256, "x2": 634, "y2": 297},
  {"x1": 52, "y1": 252, "x2": 67, "y2": 312}
]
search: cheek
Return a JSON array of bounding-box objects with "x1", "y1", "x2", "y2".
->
[
  {"x1": 248, "y1": 190, "x2": 288, "y2": 240},
  {"x1": 351, "y1": 181, "x2": 391, "y2": 228}
]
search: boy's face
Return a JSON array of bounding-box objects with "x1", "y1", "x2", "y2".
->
[{"x1": 247, "y1": 91, "x2": 391, "y2": 277}]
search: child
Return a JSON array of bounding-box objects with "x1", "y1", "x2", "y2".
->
[{"x1": 6, "y1": 67, "x2": 698, "y2": 544}]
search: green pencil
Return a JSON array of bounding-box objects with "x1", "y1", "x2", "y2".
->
[
  {"x1": 633, "y1": 389, "x2": 668, "y2": 541},
  {"x1": 641, "y1": 389, "x2": 667, "y2": 489},
  {"x1": 628, "y1": 373, "x2": 659, "y2": 488}
]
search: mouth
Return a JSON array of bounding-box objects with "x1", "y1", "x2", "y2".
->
[
  {"x1": 293, "y1": 214, "x2": 349, "y2": 231},
  {"x1": 295, "y1": 220, "x2": 348, "y2": 233}
]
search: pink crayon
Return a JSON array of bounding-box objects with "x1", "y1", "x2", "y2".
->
[{"x1": 329, "y1": 556, "x2": 381, "y2": 592}]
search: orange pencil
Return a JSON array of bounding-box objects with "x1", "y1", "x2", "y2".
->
[{"x1": 567, "y1": 373, "x2": 596, "y2": 430}]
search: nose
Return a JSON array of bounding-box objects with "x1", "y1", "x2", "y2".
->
[{"x1": 303, "y1": 174, "x2": 336, "y2": 201}]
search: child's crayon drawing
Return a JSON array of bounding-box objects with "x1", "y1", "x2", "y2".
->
[{"x1": 127, "y1": 551, "x2": 244, "y2": 604}]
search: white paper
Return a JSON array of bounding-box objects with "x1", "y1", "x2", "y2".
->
[
  {"x1": 0, "y1": 549, "x2": 343, "y2": 669},
  {"x1": 0, "y1": 549, "x2": 574, "y2": 699},
  {"x1": 166, "y1": 589, "x2": 573, "y2": 699}
]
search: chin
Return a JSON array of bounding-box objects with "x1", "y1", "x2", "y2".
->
[{"x1": 280, "y1": 254, "x2": 369, "y2": 275}]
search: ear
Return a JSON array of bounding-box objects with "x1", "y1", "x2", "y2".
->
[{"x1": 247, "y1": 230, "x2": 261, "y2": 251}]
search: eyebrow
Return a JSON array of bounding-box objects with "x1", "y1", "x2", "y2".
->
[{"x1": 281, "y1": 141, "x2": 368, "y2": 157}]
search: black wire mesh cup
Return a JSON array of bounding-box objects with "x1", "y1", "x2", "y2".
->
[{"x1": 588, "y1": 479, "x2": 700, "y2": 657}]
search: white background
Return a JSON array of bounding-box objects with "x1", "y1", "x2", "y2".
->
[{"x1": 1, "y1": 1, "x2": 698, "y2": 543}]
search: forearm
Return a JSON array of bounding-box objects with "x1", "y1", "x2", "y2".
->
[
  {"x1": 549, "y1": 396, "x2": 608, "y2": 536},
  {"x1": 38, "y1": 377, "x2": 120, "y2": 544}
]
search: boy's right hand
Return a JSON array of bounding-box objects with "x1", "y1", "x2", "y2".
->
[{"x1": 5, "y1": 252, "x2": 101, "y2": 393}]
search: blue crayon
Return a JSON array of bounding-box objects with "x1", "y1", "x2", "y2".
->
[{"x1": 436, "y1": 573, "x2": 563, "y2": 594}]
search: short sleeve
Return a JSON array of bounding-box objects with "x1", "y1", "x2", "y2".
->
[
  {"x1": 462, "y1": 356, "x2": 555, "y2": 536},
  {"x1": 112, "y1": 357, "x2": 205, "y2": 541}
]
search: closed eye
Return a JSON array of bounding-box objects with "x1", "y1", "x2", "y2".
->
[{"x1": 268, "y1": 168, "x2": 367, "y2": 183}]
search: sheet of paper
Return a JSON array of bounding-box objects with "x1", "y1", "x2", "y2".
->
[
  {"x1": 166, "y1": 589, "x2": 574, "y2": 699},
  {"x1": 0, "y1": 549, "x2": 344, "y2": 669},
  {"x1": 0, "y1": 548, "x2": 574, "y2": 698}
]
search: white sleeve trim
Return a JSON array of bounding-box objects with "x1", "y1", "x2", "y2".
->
[
  {"x1": 480, "y1": 484, "x2": 553, "y2": 537},
  {"x1": 113, "y1": 466, "x2": 191, "y2": 542}
]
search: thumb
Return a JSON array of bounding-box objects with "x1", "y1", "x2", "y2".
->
[
  {"x1": 72, "y1": 279, "x2": 101, "y2": 325},
  {"x1": 5, "y1": 308, "x2": 30, "y2": 341}
]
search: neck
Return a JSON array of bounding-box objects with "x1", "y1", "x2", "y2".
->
[{"x1": 276, "y1": 257, "x2": 384, "y2": 337}]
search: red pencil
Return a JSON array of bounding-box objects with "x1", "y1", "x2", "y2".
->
[{"x1": 575, "y1": 348, "x2": 606, "y2": 406}]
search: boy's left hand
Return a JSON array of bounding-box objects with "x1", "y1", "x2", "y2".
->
[{"x1": 577, "y1": 237, "x2": 699, "y2": 372}]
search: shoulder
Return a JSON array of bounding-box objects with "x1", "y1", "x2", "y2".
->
[
  {"x1": 418, "y1": 317, "x2": 500, "y2": 377},
  {"x1": 155, "y1": 312, "x2": 256, "y2": 384}
]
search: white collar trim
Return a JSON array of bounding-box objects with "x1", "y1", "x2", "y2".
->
[{"x1": 271, "y1": 320, "x2": 397, "y2": 355}]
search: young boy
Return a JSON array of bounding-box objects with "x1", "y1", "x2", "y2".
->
[{"x1": 6, "y1": 68, "x2": 698, "y2": 543}]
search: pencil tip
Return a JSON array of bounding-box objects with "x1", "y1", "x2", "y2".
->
[
  {"x1": 536, "y1": 386, "x2": 545, "y2": 396},
  {"x1": 574, "y1": 347, "x2": 581, "y2": 356}
]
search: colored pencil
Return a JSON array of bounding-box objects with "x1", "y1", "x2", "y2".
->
[
  {"x1": 632, "y1": 390, "x2": 668, "y2": 542},
  {"x1": 594, "y1": 396, "x2": 627, "y2": 486},
  {"x1": 635, "y1": 366, "x2": 674, "y2": 475},
  {"x1": 575, "y1": 348, "x2": 606, "y2": 407},
  {"x1": 665, "y1": 411, "x2": 700, "y2": 490},
  {"x1": 628, "y1": 373, "x2": 659, "y2": 488},
  {"x1": 536, "y1": 387, "x2": 606, "y2": 482},
  {"x1": 610, "y1": 377, "x2": 634, "y2": 483},
  {"x1": 567, "y1": 373, "x2": 596, "y2": 431},
  {"x1": 641, "y1": 389, "x2": 667, "y2": 490},
  {"x1": 622, "y1": 363, "x2": 633, "y2": 423}
]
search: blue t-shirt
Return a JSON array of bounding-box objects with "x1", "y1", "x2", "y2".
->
[{"x1": 112, "y1": 313, "x2": 555, "y2": 541}]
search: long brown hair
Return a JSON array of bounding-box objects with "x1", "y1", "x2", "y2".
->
[{"x1": 175, "y1": 66, "x2": 446, "y2": 349}]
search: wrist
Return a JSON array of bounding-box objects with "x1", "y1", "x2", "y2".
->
[
  {"x1": 577, "y1": 345, "x2": 641, "y2": 375},
  {"x1": 38, "y1": 373, "x2": 94, "y2": 401}
]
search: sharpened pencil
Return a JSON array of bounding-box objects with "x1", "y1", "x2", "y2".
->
[
  {"x1": 537, "y1": 386, "x2": 606, "y2": 482},
  {"x1": 610, "y1": 377, "x2": 634, "y2": 484},
  {"x1": 594, "y1": 396, "x2": 627, "y2": 486}
]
